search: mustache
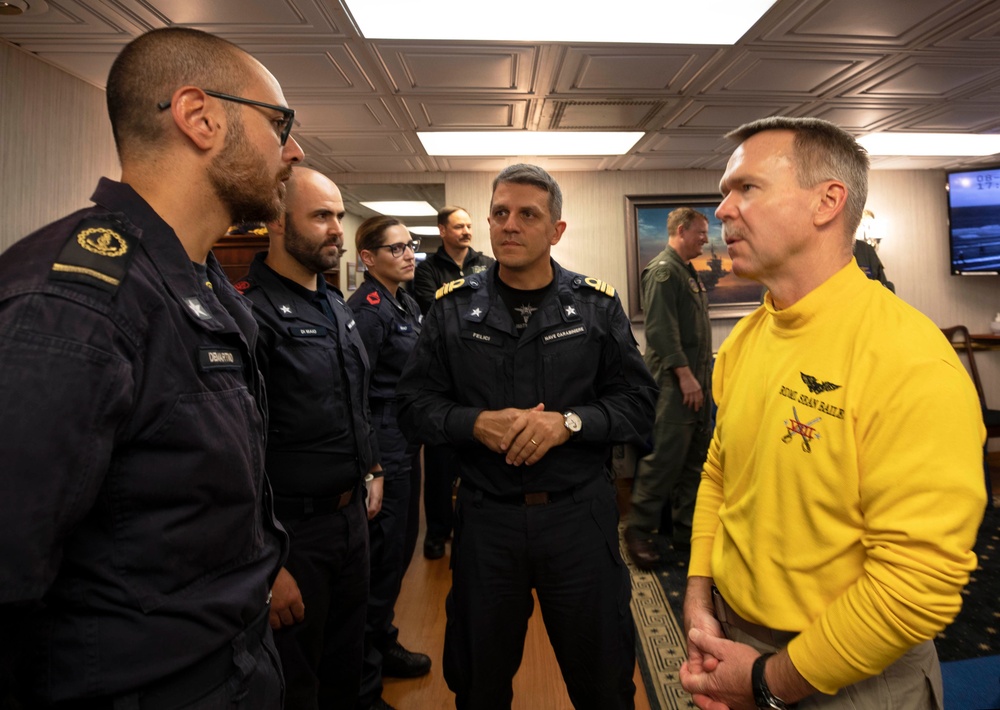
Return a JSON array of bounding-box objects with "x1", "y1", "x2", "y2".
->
[{"x1": 722, "y1": 224, "x2": 745, "y2": 242}]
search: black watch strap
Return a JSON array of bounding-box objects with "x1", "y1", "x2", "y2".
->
[{"x1": 751, "y1": 652, "x2": 790, "y2": 709}]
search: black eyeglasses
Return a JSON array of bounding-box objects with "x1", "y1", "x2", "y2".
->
[
  {"x1": 372, "y1": 240, "x2": 421, "y2": 258},
  {"x1": 157, "y1": 89, "x2": 295, "y2": 146}
]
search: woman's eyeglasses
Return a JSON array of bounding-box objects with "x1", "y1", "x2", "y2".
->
[{"x1": 372, "y1": 240, "x2": 421, "y2": 258}]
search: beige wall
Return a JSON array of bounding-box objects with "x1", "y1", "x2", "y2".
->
[
  {"x1": 0, "y1": 40, "x2": 119, "y2": 251},
  {"x1": 4, "y1": 41, "x2": 998, "y2": 431}
]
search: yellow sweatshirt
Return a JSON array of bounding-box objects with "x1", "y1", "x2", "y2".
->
[{"x1": 689, "y1": 261, "x2": 986, "y2": 694}]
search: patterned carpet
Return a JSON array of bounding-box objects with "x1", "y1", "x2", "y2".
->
[
  {"x1": 625, "y1": 505, "x2": 1000, "y2": 709},
  {"x1": 622, "y1": 531, "x2": 694, "y2": 709},
  {"x1": 936, "y1": 505, "x2": 1000, "y2": 662}
]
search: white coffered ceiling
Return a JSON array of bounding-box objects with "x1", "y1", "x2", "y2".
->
[{"x1": 3, "y1": 0, "x2": 1000, "y2": 219}]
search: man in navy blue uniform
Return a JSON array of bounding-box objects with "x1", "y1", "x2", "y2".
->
[
  {"x1": 0, "y1": 27, "x2": 301, "y2": 708},
  {"x1": 235, "y1": 167, "x2": 383, "y2": 710},
  {"x1": 397, "y1": 164, "x2": 658, "y2": 710},
  {"x1": 410, "y1": 206, "x2": 495, "y2": 560}
]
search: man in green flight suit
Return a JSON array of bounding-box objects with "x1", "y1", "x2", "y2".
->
[{"x1": 625, "y1": 207, "x2": 713, "y2": 568}]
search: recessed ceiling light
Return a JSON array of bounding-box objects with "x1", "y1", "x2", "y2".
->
[
  {"x1": 0, "y1": 0, "x2": 47, "y2": 16},
  {"x1": 418, "y1": 131, "x2": 644, "y2": 157},
  {"x1": 346, "y1": 0, "x2": 778, "y2": 44},
  {"x1": 361, "y1": 201, "x2": 438, "y2": 216},
  {"x1": 858, "y1": 133, "x2": 1000, "y2": 157},
  {"x1": 0, "y1": 1, "x2": 28, "y2": 15}
]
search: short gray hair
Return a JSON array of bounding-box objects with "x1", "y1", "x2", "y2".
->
[
  {"x1": 491, "y1": 163, "x2": 563, "y2": 221},
  {"x1": 727, "y1": 116, "x2": 869, "y2": 240}
]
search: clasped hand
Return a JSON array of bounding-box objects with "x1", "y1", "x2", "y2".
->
[{"x1": 473, "y1": 403, "x2": 571, "y2": 466}]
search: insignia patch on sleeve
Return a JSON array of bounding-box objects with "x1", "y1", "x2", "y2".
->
[{"x1": 50, "y1": 217, "x2": 137, "y2": 293}]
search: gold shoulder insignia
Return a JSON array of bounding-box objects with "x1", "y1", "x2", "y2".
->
[
  {"x1": 50, "y1": 216, "x2": 137, "y2": 293},
  {"x1": 435, "y1": 277, "x2": 469, "y2": 299},
  {"x1": 579, "y1": 276, "x2": 616, "y2": 298}
]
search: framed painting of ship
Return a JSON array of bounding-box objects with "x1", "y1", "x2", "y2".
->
[{"x1": 624, "y1": 194, "x2": 761, "y2": 321}]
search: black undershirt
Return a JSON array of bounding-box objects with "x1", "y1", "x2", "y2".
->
[{"x1": 495, "y1": 272, "x2": 553, "y2": 336}]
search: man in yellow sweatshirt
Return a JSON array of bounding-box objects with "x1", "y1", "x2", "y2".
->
[{"x1": 679, "y1": 116, "x2": 986, "y2": 710}]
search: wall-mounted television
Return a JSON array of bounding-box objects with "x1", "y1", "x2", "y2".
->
[{"x1": 946, "y1": 166, "x2": 1000, "y2": 276}]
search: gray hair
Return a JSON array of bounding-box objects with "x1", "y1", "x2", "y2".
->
[
  {"x1": 727, "y1": 116, "x2": 869, "y2": 240},
  {"x1": 491, "y1": 163, "x2": 563, "y2": 221}
]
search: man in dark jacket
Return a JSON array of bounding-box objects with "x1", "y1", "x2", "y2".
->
[
  {"x1": 410, "y1": 206, "x2": 495, "y2": 559},
  {"x1": 398, "y1": 164, "x2": 658, "y2": 710},
  {"x1": 236, "y1": 167, "x2": 383, "y2": 710},
  {"x1": 0, "y1": 27, "x2": 300, "y2": 708}
]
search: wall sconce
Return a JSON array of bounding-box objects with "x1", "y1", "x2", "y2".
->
[{"x1": 856, "y1": 209, "x2": 882, "y2": 252}]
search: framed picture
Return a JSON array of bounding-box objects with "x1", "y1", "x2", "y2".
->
[
  {"x1": 624, "y1": 195, "x2": 761, "y2": 321},
  {"x1": 346, "y1": 261, "x2": 358, "y2": 291}
]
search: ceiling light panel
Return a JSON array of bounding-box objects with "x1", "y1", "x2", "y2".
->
[
  {"x1": 360, "y1": 201, "x2": 438, "y2": 216},
  {"x1": 418, "y1": 131, "x2": 644, "y2": 156},
  {"x1": 347, "y1": 0, "x2": 778, "y2": 45},
  {"x1": 858, "y1": 133, "x2": 1000, "y2": 157}
]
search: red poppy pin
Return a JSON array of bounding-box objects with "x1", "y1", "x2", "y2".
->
[
  {"x1": 233, "y1": 280, "x2": 250, "y2": 294},
  {"x1": 367, "y1": 291, "x2": 381, "y2": 305}
]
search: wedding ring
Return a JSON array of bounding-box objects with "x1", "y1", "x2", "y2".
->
[{"x1": 530, "y1": 439, "x2": 539, "y2": 446}]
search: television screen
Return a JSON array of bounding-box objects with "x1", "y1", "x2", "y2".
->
[{"x1": 946, "y1": 166, "x2": 1000, "y2": 275}]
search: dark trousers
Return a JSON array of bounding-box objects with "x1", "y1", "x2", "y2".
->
[
  {"x1": 627, "y1": 416, "x2": 710, "y2": 546},
  {"x1": 400, "y1": 447, "x2": 421, "y2": 575},
  {"x1": 47, "y1": 611, "x2": 284, "y2": 709},
  {"x1": 444, "y1": 477, "x2": 636, "y2": 710},
  {"x1": 358, "y1": 416, "x2": 421, "y2": 708},
  {"x1": 274, "y1": 495, "x2": 369, "y2": 710},
  {"x1": 423, "y1": 444, "x2": 459, "y2": 540}
]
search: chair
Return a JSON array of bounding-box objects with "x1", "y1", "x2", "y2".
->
[{"x1": 942, "y1": 325, "x2": 1000, "y2": 508}]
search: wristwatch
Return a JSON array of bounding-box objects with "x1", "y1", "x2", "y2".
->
[
  {"x1": 752, "y1": 653, "x2": 790, "y2": 710},
  {"x1": 562, "y1": 410, "x2": 582, "y2": 436}
]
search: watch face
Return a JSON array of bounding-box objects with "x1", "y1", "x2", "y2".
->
[{"x1": 563, "y1": 411, "x2": 582, "y2": 433}]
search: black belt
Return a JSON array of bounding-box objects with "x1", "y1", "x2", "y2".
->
[
  {"x1": 465, "y1": 483, "x2": 575, "y2": 507},
  {"x1": 57, "y1": 606, "x2": 270, "y2": 710},
  {"x1": 273, "y1": 486, "x2": 356, "y2": 518}
]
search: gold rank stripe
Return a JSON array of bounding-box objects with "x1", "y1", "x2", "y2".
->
[
  {"x1": 52, "y1": 263, "x2": 120, "y2": 286},
  {"x1": 435, "y1": 278, "x2": 466, "y2": 299},
  {"x1": 584, "y1": 277, "x2": 615, "y2": 297}
]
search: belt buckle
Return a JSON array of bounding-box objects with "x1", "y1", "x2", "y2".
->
[{"x1": 524, "y1": 491, "x2": 550, "y2": 506}]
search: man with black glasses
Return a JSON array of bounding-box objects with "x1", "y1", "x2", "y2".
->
[
  {"x1": 0, "y1": 27, "x2": 302, "y2": 708},
  {"x1": 236, "y1": 167, "x2": 383, "y2": 710}
]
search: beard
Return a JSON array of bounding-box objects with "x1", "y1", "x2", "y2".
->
[
  {"x1": 207, "y1": 116, "x2": 291, "y2": 225},
  {"x1": 284, "y1": 217, "x2": 342, "y2": 275}
]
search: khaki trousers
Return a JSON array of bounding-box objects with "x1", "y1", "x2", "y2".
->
[{"x1": 719, "y1": 606, "x2": 943, "y2": 709}]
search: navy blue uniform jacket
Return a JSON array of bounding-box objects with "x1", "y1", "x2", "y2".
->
[
  {"x1": 0, "y1": 179, "x2": 286, "y2": 703},
  {"x1": 238, "y1": 252, "x2": 379, "y2": 493},
  {"x1": 397, "y1": 261, "x2": 657, "y2": 498}
]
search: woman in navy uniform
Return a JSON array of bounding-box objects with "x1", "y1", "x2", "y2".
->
[{"x1": 347, "y1": 217, "x2": 430, "y2": 710}]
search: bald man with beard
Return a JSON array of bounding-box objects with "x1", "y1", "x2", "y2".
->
[
  {"x1": 0, "y1": 27, "x2": 303, "y2": 708},
  {"x1": 236, "y1": 167, "x2": 384, "y2": 710}
]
